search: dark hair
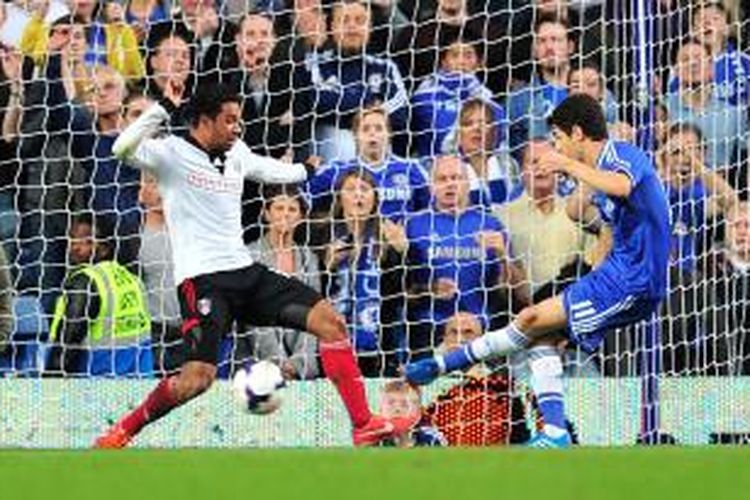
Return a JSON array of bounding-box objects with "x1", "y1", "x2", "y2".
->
[
  {"x1": 672, "y1": 37, "x2": 711, "y2": 66},
  {"x1": 438, "y1": 31, "x2": 484, "y2": 67},
  {"x1": 188, "y1": 83, "x2": 242, "y2": 126},
  {"x1": 262, "y1": 184, "x2": 308, "y2": 213},
  {"x1": 668, "y1": 122, "x2": 705, "y2": 145},
  {"x1": 548, "y1": 94, "x2": 609, "y2": 141},
  {"x1": 533, "y1": 12, "x2": 571, "y2": 37},
  {"x1": 694, "y1": 1, "x2": 728, "y2": 22}
]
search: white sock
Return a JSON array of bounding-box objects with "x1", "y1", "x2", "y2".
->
[{"x1": 469, "y1": 322, "x2": 530, "y2": 360}]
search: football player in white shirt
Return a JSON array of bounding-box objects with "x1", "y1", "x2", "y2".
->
[{"x1": 94, "y1": 83, "x2": 415, "y2": 448}]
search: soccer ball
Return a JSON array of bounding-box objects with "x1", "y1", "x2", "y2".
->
[{"x1": 232, "y1": 360, "x2": 286, "y2": 415}]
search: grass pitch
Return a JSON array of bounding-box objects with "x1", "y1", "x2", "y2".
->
[{"x1": 1, "y1": 447, "x2": 748, "y2": 500}]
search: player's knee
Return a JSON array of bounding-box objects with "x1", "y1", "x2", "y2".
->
[
  {"x1": 516, "y1": 307, "x2": 538, "y2": 331},
  {"x1": 174, "y1": 365, "x2": 215, "y2": 401},
  {"x1": 308, "y1": 301, "x2": 347, "y2": 342}
]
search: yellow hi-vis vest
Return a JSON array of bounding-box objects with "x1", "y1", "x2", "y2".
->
[{"x1": 50, "y1": 261, "x2": 151, "y2": 347}]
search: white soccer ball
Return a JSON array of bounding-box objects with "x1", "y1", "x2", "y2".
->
[{"x1": 232, "y1": 360, "x2": 285, "y2": 415}]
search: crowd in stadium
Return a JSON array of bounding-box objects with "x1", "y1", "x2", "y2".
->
[{"x1": 0, "y1": 0, "x2": 749, "y2": 387}]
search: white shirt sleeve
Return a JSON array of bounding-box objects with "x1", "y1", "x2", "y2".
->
[
  {"x1": 112, "y1": 103, "x2": 171, "y2": 172},
  {"x1": 227, "y1": 139, "x2": 308, "y2": 184}
]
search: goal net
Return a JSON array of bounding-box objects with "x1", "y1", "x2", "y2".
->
[{"x1": 0, "y1": 0, "x2": 749, "y2": 447}]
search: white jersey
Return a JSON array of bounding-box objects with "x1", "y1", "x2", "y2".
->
[{"x1": 113, "y1": 103, "x2": 308, "y2": 284}]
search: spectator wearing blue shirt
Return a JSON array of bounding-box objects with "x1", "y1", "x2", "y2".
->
[
  {"x1": 43, "y1": 55, "x2": 142, "y2": 268},
  {"x1": 667, "y1": 2, "x2": 750, "y2": 106},
  {"x1": 321, "y1": 170, "x2": 408, "y2": 376},
  {"x1": 411, "y1": 37, "x2": 506, "y2": 159},
  {"x1": 567, "y1": 59, "x2": 634, "y2": 142},
  {"x1": 449, "y1": 98, "x2": 521, "y2": 207},
  {"x1": 307, "y1": 105, "x2": 430, "y2": 222},
  {"x1": 665, "y1": 38, "x2": 748, "y2": 173},
  {"x1": 306, "y1": 0, "x2": 408, "y2": 162},
  {"x1": 660, "y1": 122, "x2": 738, "y2": 276},
  {"x1": 405, "y1": 155, "x2": 527, "y2": 359},
  {"x1": 506, "y1": 13, "x2": 572, "y2": 158}
]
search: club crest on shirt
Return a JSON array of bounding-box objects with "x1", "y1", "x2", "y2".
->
[{"x1": 197, "y1": 298, "x2": 212, "y2": 316}]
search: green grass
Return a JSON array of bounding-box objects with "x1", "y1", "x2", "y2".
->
[{"x1": 1, "y1": 447, "x2": 749, "y2": 500}]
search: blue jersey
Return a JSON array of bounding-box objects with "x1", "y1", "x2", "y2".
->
[
  {"x1": 406, "y1": 207, "x2": 507, "y2": 327},
  {"x1": 506, "y1": 76, "x2": 568, "y2": 156},
  {"x1": 411, "y1": 71, "x2": 507, "y2": 158},
  {"x1": 329, "y1": 231, "x2": 383, "y2": 353},
  {"x1": 665, "y1": 179, "x2": 708, "y2": 274},
  {"x1": 307, "y1": 155, "x2": 430, "y2": 221},
  {"x1": 308, "y1": 52, "x2": 408, "y2": 131},
  {"x1": 668, "y1": 42, "x2": 750, "y2": 106},
  {"x1": 592, "y1": 141, "x2": 670, "y2": 299}
]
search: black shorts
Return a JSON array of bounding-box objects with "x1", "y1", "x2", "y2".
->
[{"x1": 177, "y1": 263, "x2": 323, "y2": 364}]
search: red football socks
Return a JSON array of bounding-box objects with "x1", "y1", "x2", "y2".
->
[
  {"x1": 320, "y1": 339, "x2": 372, "y2": 428},
  {"x1": 119, "y1": 377, "x2": 179, "y2": 436}
]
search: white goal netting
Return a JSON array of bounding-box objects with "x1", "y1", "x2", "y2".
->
[{"x1": 1, "y1": 0, "x2": 750, "y2": 447}]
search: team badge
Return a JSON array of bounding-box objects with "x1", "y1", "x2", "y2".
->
[{"x1": 197, "y1": 298, "x2": 212, "y2": 316}]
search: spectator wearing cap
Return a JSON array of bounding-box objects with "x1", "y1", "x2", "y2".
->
[
  {"x1": 305, "y1": 0, "x2": 408, "y2": 162},
  {"x1": 410, "y1": 37, "x2": 507, "y2": 160}
]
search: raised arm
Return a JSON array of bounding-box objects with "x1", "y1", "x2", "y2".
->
[
  {"x1": 228, "y1": 139, "x2": 313, "y2": 184},
  {"x1": 112, "y1": 102, "x2": 170, "y2": 170},
  {"x1": 539, "y1": 148, "x2": 632, "y2": 198}
]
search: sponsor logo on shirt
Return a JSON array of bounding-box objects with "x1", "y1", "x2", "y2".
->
[{"x1": 187, "y1": 172, "x2": 242, "y2": 194}]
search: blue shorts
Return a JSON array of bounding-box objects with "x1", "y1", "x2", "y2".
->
[{"x1": 563, "y1": 270, "x2": 661, "y2": 353}]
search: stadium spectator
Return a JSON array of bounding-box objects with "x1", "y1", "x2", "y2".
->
[
  {"x1": 404, "y1": 155, "x2": 527, "y2": 359},
  {"x1": 20, "y1": 1, "x2": 144, "y2": 81},
  {"x1": 13, "y1": 18, "x2": 95, "y2": 311},
  {"x1": 657, "y1": 122, "x2": 739, "y2": 374},
  {"x1": 0, "y1": 44, "x2": 22, "y2": 261},
  {"x1": 174, "y1": 0, "x2": 236, "y2": 82},
  {"x1": 664, "y1": 38, "x2": 748, "y2": 173},
  {"x1": 379, "y1": 379, "x2": 446, "y2": 447},
  {"x1": 660, "y1": 122, "x2": 739, "y2": 276},
  {"x1": 436, "y1": 311, "x2": 487, "y2": 377},
  {"x1": 145, "y1": 22, "x2": 194, "y2": 126},
  {"x1": 503, "y1": 0, "x2": 609, "y2": 86},
  {"x1": 494, "y1": 139, "x2": 593, "y2": 301},
  {"x1": 365, "y1": 0, "x2": 410, "y2": 57},
  {"x1": 305, "y1": 0, "x2": 408, "y2": 162},
  {"x1": 452, "y1": 98, "x2": 521, "y2": 206},
  {"x1": 506, "y1": 13, "x2": 572, "y2": 157},
  {"x1": 243, "y1": 185, "x2": 321, "y2": 380},
  {"x1": 0, "y1": 244, "x2": 11, "y2": 354},
  {"x1": 138, "y1": 169, "x2": 183, "y2": 375},
  {"x1": 320, "y1": 170, "x2": 407, "y2": 376},
  {"x1": 410, "y1": 37, "x2": 507, "y2": 159},
  {"x1": 226, "y1": 11, "x2": 311, "y2": 160},
  {"x1": 307, "y1": 105, "x2": 429, "y2": 222},
  {"x1": 567, "y1": 59, "x2": 633, "y2": 141},
  {"x1": 714, "y1": 203, "x2": 750, "y2": 373},
  {"x1": 45, "y1": 214, "x2": 153, "y2": 377},
  {"x1": 124, "y1": 0, "x2": 170, "y2": 42},
  {"x1": 42, "y1": 48, "x2": 142, "y2": 268},
  {"x1": 666, "y1": 1, "x2": 750, "y2": 106},
  {"x1": 390, "y1": 0, "x2": 503, "y2": 94},
  {"x1": 220, "y1": 11, "x2": 315, "y2": 243}
]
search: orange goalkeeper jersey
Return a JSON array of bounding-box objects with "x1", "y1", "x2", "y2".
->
[{"x1": 422, "y1": 373, "x2": 515, "y2": 446}]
